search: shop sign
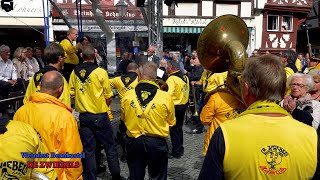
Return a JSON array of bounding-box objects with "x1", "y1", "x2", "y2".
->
[
  {"x1": 0, "y1": 0, "x2": 44, "y2": 17},
  {"x1": 52, "y1": 3, "x2": 143, "y2": 20},
  {"x1": 163, "y1": 17, "x2": 255, "y2": 28},
  {"x1": 53, "y1": 24, "x2": 148, "y2": 32},
  {"x1": 163, "y1": 18, "x2": 213, "y2": 27}
]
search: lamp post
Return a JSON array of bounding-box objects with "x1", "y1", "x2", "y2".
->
[
  {"x1": 301, "y1": 23, "x2": 312, "y2": 56},
  {"x1": 115, "y1": 0, "x2": 128, "y2": 17}
]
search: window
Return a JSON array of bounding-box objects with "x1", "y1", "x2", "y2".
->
[
  {"x1": 267, "y1": 15, "x2": 279, "y2": 31},
  {"x1": 282, "y1": 16, "x2": 293, "y2": 32}
]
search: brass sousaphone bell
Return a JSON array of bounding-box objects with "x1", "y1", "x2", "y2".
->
[{"x1": 197, "y1": 15, "x2": 249, "y2": 99}]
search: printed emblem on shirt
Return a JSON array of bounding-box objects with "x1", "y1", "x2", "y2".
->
[
  {"x1": 141, "y1": 91, "x2": 151, "y2": 101},
  {"x1": 259, "y1": 145, "x2": 289, "y2": 175},
  {"x1": 0, "y1": 161, "x2": 28, "y2": 179},
  {"x1": 225, "y1": 109, "x2": 244, "y2": 119},
  {"x1": 80, "y1": 69, "x2": 86, "y2": 78},
  {"x1": 125, "y1": 77, "x2": 130, "y2": 84}
]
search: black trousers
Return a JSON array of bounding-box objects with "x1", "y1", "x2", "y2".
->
[
  {"x1": 117, "y1": 120, "x2": 128, "y2": 157},
  {"x1": 170, "y1": 104, "x2": 187, "y2": 156},
  {"x1": 127, "y1": 136, "x2": 168, "y2": 180},
  {"x1": 79, "y1": 113, "x2": 120, "y2": 180},
  {"x1": 62, "y1": 63, "x2": 76, "y2": 81}
]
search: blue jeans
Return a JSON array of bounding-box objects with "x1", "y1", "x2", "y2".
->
[{"x1": 79, "y1": 113, "x2": 120, "y2": 180}]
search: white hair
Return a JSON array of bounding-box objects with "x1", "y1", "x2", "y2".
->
[{"x1": 287, "y1": 73, "x2": 314, "y2": 92}]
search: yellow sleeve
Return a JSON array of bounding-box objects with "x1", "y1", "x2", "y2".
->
[
  {"x1": 109, "y1": 78, "x2": 115, "y2": 89},
  {"x1": 23, "y1": 77, "x2": 38, "y2": 104},
  {"x1": 167, "y1": 96, "x2": 176, "y2": 127},
  {"x1": 61, "y1": 77, "x2": 71, "y2": 107},
  {"x1": 200, "y1": 94, "x2": 216, "y2": 126},
  {"x1": 56, "y1": 114, "x2": 83, "y2": 180},
  {"x1": 13, "y1": 107, "x2": 24, "y2": 122},
  {"x1": 69, "y1": 71, "x2": 76, "y2": 98},
  {"x1": 28, "y1": 125, "x2": 58, "y2": 180},
  {"x1": 60, "y1": 39, "x2": 77, "y2": 54},
  {"x1": 166, "y1": 77, "x2": 175, "y2": 97},
  {"x1": 199, "y1": 71, "x2": 206, "y2": 84},
  {"x1": 295, "y1": 58, "x2": 301, "y2": 71},
  {"x1": 102, "y1": 70, "x2": 113, "y2": 99},
  {"x1": 120, "y1": 96, "x2": 126, "y2": 121}
]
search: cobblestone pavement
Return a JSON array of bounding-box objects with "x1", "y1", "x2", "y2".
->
[{"x1": 98, "y1": 97, "x2": 206, "y2": 180}]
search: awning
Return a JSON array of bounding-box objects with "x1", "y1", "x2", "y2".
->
[{"x1": 162, "y1": 27, "x2": 204, "y2": 34}]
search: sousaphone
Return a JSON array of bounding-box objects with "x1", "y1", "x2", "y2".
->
[{"x1": 197, "y1": 14, "x2": 249, "y2": 99}]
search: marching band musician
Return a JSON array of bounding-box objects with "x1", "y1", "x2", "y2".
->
[
  {"x1": 199, "y1": 55, "x2": 320, "y2": 179},
  {"x1": 69, "y1": 44, "x2": 121, "y2": 180},
  {"x1": 166, "y1": 57, "x2": 190, "y2": 159},
  {"x1": 185, "y1": 51, "x2": 205, "y2": 133},
  {"x1": 191, "y1": 69, "x2": 227, "y2": 95},
  {"x1": 0, "y1": 118, "x2": 57, "y2": 179},
  {"x1": 23, "y1": 43, "x2": 71, "y2": 108},
  {"x1": 121, "y1": 61, "x2": 175, "y2": 180},
  {"x1": 14, "y1": 71, "x2": 83, "y2": 180},
  {"x1": 109, "y1": 62, "x2": 139, "y2": 162}
]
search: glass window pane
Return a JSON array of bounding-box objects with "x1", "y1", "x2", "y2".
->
[
  {"x1": 268, "y1": 15, "x2": 278, "y2": 31},
  {"x1": 282, "y1": 16, "x2": 292, "y2": 31}
]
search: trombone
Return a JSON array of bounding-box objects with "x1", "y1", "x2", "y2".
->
[{"x1": 192, "y1": 84, "x2": 199, "y2": 117}]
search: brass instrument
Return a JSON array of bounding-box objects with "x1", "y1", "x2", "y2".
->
[
  {"x1": 192, "y1": 84, "x2": 199, "y2": 117},
  {"x1": 197, "y1": 15, "x2": 249, "y2": 99}
]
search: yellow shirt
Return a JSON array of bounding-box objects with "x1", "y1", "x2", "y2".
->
[
  {"x1": 284, "y1": 67, "x2": 294, "y2": 79},
  {"x1": 295, "y1": 58, "x2": 301, "y2": 72},
  {"x1": 14, "y1": 92, "x2": 83, "y2": 180},
  {"x1": 166, "y1": 71, "x2": 190, "y2": 105},
  {"x1": 200, "y1": 91, "x2": 245, "y2": 155},
  {"x1": 200, "y1": 70, "x2": 227, "y2": 93},
  {"x1": 121, "y1": 80, "x2": 176, "y2": 138},
  {"x1": 60, "y1": 39, "x2": 79, "y2": 65},
  {"x1": 0, "y1": 120, "x2": 57, "y2": 180},
  {"x1": 69, "y1": 62, "x2": 113, "y2": 114},
  {"x1": 109, "y1": 72, "x2": 139, "y2": 100},
  {"x1": 23, "y1": 66, "x2": 71, "y2": 108},
  {"x1": 221, "y1": 114, "x2": 317, "y2": 180}
]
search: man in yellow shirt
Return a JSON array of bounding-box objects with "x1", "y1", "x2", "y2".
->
[
  {"x1": 0, "y1": 118, "x2": 57, "y2": 179},
  {"x1": 60, "y1": 28, "x2": 79, "y2": 81},
  {"x1": 166, "y1": 57, "x2": 190, "y2": 159},
  {"x1": 110, "y1": 62, "x2": 139, "y2": 162},
  {"x1": 69, "y1": 44, "x2": 121, "y2": 180},
  {"x1": 200, "y1": 90, "x2": 245, "y2": 155},
  {"x1": 121, "y1": 61, "x2": 175, "y2": 179},
  {"x1": 23, "y1": 43, "x2": 71, "y2": 107},
  {"x1": 14, "y1": 71, "x2": 83, "y2": 180},
  {"x1": 198, "y1": 55, "x2": 319, "y2": 179},
  {"x1": 191, "y1": 69, "x2": 227, "y2": 93}
]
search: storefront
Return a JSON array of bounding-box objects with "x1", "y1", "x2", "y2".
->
[{"x1": 0, "y1": 0, "x2": 46, "y2": 53}]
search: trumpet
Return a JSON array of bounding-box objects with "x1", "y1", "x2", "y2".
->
[{"x1": 192, "y1": 84, "x2": 199, "y2": 117}]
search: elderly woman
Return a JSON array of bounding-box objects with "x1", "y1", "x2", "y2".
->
[
  {"x1": 309, "y1": 69, "x2": 320, "y2": 101},
  {"x1": 12, "y1": 47, "x2": 33, "y2": 81},
  {"x1": 282, "y1": 73, "x2": 320, "y2": 129}
]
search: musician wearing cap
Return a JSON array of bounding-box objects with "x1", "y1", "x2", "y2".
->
[
  {"x1": 121, "y1": 61, "x2": 175, "y2": 179},
  {"x1": 166, "y1": 58, "x2": 190, "y2": 159},
  {"x1": 309, "y1": 54, "x2": 320, "y2": 70},
  {"x1": 198, "y1": 54, "x2": 320, "y2": 179}
]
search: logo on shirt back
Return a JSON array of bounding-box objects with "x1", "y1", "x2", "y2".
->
[{"x1": 259, "y1": 145, "x2": 289, "y2": 175}]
